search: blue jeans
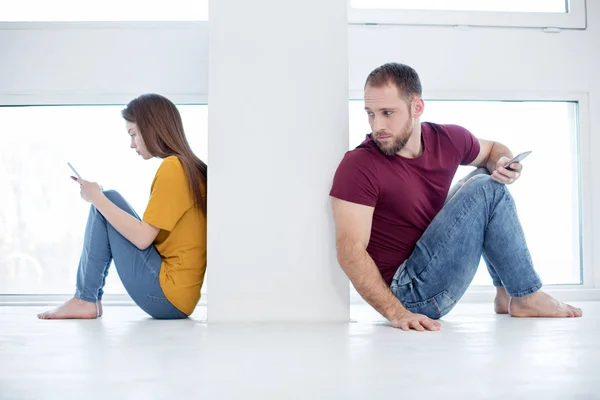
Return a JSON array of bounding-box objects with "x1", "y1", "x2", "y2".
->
[
  {"x1": 74, "y1": 190, "x2": 187, "y2": 319},
  {"x1": 390, "y1": 171, "x2": 543, "y2": 319}
]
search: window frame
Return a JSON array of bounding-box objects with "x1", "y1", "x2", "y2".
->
[
  {"x1": 0, "y1": 20, "x2": 205, "y2": 31},
  {"x1": 347, "y1": 0, "x2": 587, "y2": 30},
  {"x1": 0, "y1": 93, "x2": 596, "y2": 304},
  {"x1": 0, "y1": 0, "x2": 208, "y2": 23},
  {"x1": 0, "y1": 99, "x2": 208, "y2": 306},
  {"x1": 0, "y1": 93, "x2": 207, "y2": 107},
  {"x1": 2, "y1": 1, "x2": 586, "y2": 31}
]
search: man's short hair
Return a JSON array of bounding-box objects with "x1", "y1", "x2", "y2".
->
[{"x1": 365, "y1": 62, "x2": 422, "y2": 102}]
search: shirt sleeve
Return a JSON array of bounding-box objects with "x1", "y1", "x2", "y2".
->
[
  {"x1": 329, "y1": 150, "x2": 379, "y2": 207},
  {"x1": 143, "y1": 157, "x2": 193, "y2": 232},
  {"x1": 444, "y1": 124, "x2": 481, "y2": 166}
]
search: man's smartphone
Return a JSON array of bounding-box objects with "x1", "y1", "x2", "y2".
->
[
  {"x1": 504, "y1": 151, "x2": 532, "y2": 171},
  {"x1": 67, "y1": 162, "x2": 82, "y2": 179}
]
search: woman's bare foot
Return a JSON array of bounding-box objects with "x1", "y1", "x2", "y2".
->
[
  {"x1": 494, "y1": 287, "x2": 510, "y2": 314},
  {"x1": 37, "y1": 298, "x2": 99, "y2": 320},
  {"x1": 509, "y1": 291, "x2": 583, "y2": 318}
]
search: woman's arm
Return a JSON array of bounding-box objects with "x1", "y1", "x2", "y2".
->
[{"x1": 92, "y1": 194, "x2": 160, "y2": 250}]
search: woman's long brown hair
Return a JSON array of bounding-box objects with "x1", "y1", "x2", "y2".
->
[{"x1": 122, "y1": 94, "x2": 207, "y2": 213}]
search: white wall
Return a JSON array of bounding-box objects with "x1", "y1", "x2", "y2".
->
[
  {"x1": 207, "y1": 0, "x2": 349, "y2": 322},
  {"x1": 0, "y1": 22, "x2": 209, "y2": 105},
  {"x1": 348, "y1": 19, "x2": 599, "y2": 97}
]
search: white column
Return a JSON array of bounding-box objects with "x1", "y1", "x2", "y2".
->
[{"x1": 208, "y1": 0, "x2": 349, "y2": 322}]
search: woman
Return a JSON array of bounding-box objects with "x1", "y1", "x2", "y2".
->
[{"x1": 38, "y1": 94, "x2": 207, "y2": 320}]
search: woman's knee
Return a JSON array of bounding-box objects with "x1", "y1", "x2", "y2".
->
[
  {"x1": 102, "y1": 190, "x2": 136, "y2": 215},
  {"x1": 102, "y1": 189, "x2": 122, "y2": 201},
  {"x1": 103, "y1": 190, "x2": 127, "y2": 206}
]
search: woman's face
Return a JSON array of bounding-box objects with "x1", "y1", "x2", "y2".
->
[{"x1": 126, "y1": 121, "x2": 152, "y2": 160}]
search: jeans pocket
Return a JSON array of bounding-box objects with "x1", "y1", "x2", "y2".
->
[{"x1": 402, "y1": 290, "x2": 457, "y2": 320}]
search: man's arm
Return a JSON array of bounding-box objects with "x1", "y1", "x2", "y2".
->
[
  {"x1": 331, "y1": 197, "x2": 440, "y2": 331},
  {"x1": 468, "y1": 138, "x2": 512, "y2": 173},
  {"x1": 468, "y1": 139, "x2": 522, "y2": 184}
]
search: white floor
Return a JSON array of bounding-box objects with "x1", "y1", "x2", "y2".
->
[{"x1": 1, "y1": 302, "x2": 599, "y2": 400}]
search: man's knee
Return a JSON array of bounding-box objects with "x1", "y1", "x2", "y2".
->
[
  {"x1": 461, "y1": 167, "x2": 489, "y2": 183},
  {"x1": 446, "y1": 168, "x2": 492, "y2": 204},
  {"x1": 449, "y1": 175, "x2": 507, "y2": 206},
  {"x1": 463, "y1": 174, "x2": 501, "y2": 191}
]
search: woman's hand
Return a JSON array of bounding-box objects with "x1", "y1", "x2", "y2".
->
[{"x1": 71, "y1": 176, "x2": 104, "y2": 203}]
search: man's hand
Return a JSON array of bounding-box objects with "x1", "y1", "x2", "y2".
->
[
  {"x1": 71, "y1": 177, "x2": 103, "y2": 203},
  {"x1": 491, "y1": 156, "x2": 522, "y2": 185},
  {"x1": 390, "y1": 311, "x2": 441, "y2": 331}
]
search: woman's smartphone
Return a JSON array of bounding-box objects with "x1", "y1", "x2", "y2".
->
[
  {"x1": 504, "y1": 151, "x2": 532, "y2": 170},
  {"x1": 67, "y1": 162, "x2": 82, "y2": 179}
]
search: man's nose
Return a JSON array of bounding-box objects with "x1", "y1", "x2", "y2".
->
[{"x1": 372, "y1": 117, "x2": 386, "y2": 133}]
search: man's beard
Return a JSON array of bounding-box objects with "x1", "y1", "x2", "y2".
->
[{"x1": 374, "y1": 119, "x2": 413, "y2": 156}]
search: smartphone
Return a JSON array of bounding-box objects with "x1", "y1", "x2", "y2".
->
[
  {"x1": 504, "y1": 151, "x2": 532, "y2": 170},
  {"x1": 67, "y1": 162, "x2": 82, "y2": 179}
]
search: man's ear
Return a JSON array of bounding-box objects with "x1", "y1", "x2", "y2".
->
[{"x1": 412, "y1": 97, "x2": 425, "y2": 119}]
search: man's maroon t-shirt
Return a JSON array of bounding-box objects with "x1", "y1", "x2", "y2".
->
[{"x1": 330, "y1": 122, "x2": 481, "y2": 285}]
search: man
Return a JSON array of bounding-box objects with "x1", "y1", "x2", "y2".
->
[{"x1": 330, "y1": 62, "x2": 582, "y2": 332}]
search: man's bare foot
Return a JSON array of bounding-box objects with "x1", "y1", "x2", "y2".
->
[
  {"x1": 509, "y1": 291, "x2": 583, "y2": 318},
  {"x1": 37, "y1": 298, "x2": 99, "y2": 320},
  {"x1": 494, "y1": 287, "x2": 510, "y2": 314}
]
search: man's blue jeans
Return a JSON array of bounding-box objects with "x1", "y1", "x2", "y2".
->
[{"x1": 390, "y1": 171, "x2": 542, "y2": 319}]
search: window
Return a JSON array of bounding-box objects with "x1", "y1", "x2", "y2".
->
[
  {"x1": 0, "y1": 0, "x2": 208, "y2": 22},
  {"x1": 348, "y1": 100, "x2": 582, "y2": 286},
  {"x1": 350, "y1": 0, "x2": 569, "y2": 13},
  {"x1": 0, "y1": 104, "x2": 208, "y2": 295},
  {"x1": 348, "y1": 0, "x2": 586, "y2": 29}
]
